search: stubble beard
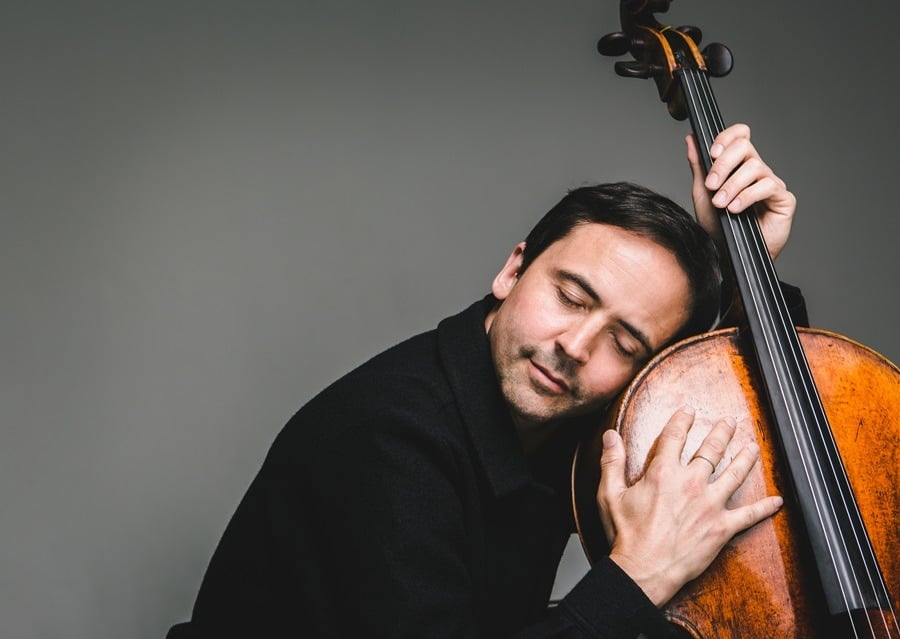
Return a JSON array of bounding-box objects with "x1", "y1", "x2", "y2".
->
[{"x1": 497, "y1": 344, "x2": 586, "y2": 428}]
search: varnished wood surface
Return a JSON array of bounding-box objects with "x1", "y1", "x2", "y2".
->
[{"x1": 572, "y1": 327, "x2": 900, "y2": 638}]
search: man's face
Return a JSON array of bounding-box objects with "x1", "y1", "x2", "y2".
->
[{"x1": 485, "y1": 222, "x2": 692, "y2": 432}]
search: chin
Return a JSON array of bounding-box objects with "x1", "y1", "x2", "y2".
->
[
  {"x1": 510, "y1": 399, "x2": 577, "y2": 427},
  {"x1": 503, "y1": 383, "x2": 594, "y2": 426}
]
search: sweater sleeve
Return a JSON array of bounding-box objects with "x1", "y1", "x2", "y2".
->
[{"x1": 556, "y1": 558, "x2": 680, "y2": 638}]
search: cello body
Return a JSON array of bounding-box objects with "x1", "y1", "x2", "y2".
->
[{"x1": 572, "y1": 327, "x2": 900, "y2": 637}]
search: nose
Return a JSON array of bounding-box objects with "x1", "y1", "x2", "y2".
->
[{"x1": 556, "y1": 317, "x2": 596, "y2": 365}]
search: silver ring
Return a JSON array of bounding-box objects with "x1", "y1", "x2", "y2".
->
[{"x1": 692, "y1": 454, "x2": 717, "y2": 472}]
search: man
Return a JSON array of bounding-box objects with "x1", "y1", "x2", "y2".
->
[{"x1": 167, "y1": 124, "x2": 805, "y2": 637}]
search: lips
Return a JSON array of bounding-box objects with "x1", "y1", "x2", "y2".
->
[{"x1": 530, "y1": 360, "x2": 570, "y2": 394}]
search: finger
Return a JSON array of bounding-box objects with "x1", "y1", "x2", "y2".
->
[
  {"x1": 710, "y1": 155, "x2": 763, "y2": 210},
  {"x1": 653, "y1": 406, "x2": 696, "y2": 462},
  {"x1": 711, "y1": 157, "x2": 775, "y2": 212},
  {"x1": 721, "y1": 171, "x2": 793, "y2": 217},
  {"x1": 708, "y1": 123, "x2": 752, "y2": 159},
  {"x1": 706, "y1": 137, "x2": 755, "y2": 194},
  {"x1": 716, "y1": 178, "x2": 786, "y2": 213},
  {"x1": 710, "y1": 441, "x2": 762, "y2": 500},
  {"x1": 689, "y1": 417, "x2": 737, "y2": 474},
  {"x1": 724, "y1": 494, "x2": 784, "y2": 536},
  {"x1": 597, "y1": 428, "x2": 626, "y2": 542}
]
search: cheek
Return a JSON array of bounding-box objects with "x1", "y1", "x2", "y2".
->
[
  {"x1": 503, "y1": 292, "x2": 566, "y2": 343},
  {"x1": 580, "y1": 352, "x2": 637, "y2": 399}
]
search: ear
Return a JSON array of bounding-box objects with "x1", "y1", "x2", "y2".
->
[{"x1": 491, "y1": 242, "x2": 526, "y2": 301}]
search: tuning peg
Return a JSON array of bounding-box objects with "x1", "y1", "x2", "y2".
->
[
  {"x1": 597, "y1": 31, "x2": 631, "y2": 57},
  {"x1": 676, "y1": 25, "x2": 702, "y2": 45},
  {"x1": 614, "y1": 61, "x2": 664, "y2": 79},
  {"x1": 703, "y1": 43, "x2": 733, "y2": 77}
]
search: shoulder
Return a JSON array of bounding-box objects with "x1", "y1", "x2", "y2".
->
[
  {"x1": 267, "y1": 328, "x2": 467, "y2": 475},
  {"x1": 261, "y1": 297, "x2": 498, "y2": 488}
]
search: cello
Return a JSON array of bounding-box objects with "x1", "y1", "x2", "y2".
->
[{"x1": 570, "y1": 2, "x2": 900, "y2": 637}]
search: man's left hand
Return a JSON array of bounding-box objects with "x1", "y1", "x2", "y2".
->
[{"x1": 686, "y1": 123, "x2": 796, "y2": 261}]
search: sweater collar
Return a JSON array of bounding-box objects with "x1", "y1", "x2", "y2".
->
[{"x1": 436, "y1": 295, "x2": 534, "y2": 499}]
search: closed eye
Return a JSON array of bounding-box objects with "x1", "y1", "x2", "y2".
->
[
  {"x1": 612, "y1": 337, "x2": 637, "y2": 359},
  {"x1": 556, "y1": 287, "x2": 584, "y2": 309},
  {"x1": 608, "y1": 328, "x2": 642, "y2": 360}
]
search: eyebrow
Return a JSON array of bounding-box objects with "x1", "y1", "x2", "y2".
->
[{"x1": 556, "y1": 269, "x2": 654, "y2": 356}]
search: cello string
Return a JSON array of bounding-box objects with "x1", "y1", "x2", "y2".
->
[
  {"x1": 689, "y1": 68, "x2": 871, "y2": 633},
  {"x1": 680, "y1": 68, "x2": 864, "y2": 634},
  {"x1": 696, "y1": 69, "x2": 895, "y2": 628}
]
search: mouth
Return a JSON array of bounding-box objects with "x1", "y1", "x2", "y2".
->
[{"x1": 529, "y1": 360, "x2": 570, "y2": 394}]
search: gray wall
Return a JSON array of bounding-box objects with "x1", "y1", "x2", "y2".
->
[{"x1": 2, "y1": 2, "x2": 897, "y2": 637}]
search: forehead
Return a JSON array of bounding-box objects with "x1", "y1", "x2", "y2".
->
[{"x1": 540, "y1": 222, "x2": 678, "y2": 270}]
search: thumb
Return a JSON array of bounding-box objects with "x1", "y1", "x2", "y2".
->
[
  {"x1": 685, "y1": 135, "x2": 707, "y2": 191},
  {"x1": 598, "y1": 428, "x2": 627, "y2": 543},
  {"x1": 685, "y1": 135, "x2": 721, "y2": 243}
]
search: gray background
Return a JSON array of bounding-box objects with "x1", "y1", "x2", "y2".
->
[{"x1": 2, "y1": 1, "x2": 897, "y2": 637}]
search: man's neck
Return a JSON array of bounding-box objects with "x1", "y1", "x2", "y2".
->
[{"x1": 512, "y1": 414, "x2": 558, "y2": 458}]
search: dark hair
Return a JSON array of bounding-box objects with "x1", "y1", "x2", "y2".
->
[{"x1": 521, "y1": 182, "x2": 722, "y2": 342}]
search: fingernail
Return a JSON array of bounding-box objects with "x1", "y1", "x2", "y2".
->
[
  {"x1": 710, "y1": 143, "x2": 724, "y2": 157},
  {"x1": 712, "y1": 190, "x2": 728, "y2": 207},
  {"x1": 680, "y1": 405, "x2": 696, "y2": 416},
  {"x1": 602, "y1": 429, "x2": 617, "y2": 448},
  {"x1": 773, "y1": 496, "x2": 784, "y2": 508},
  {"x1": 706, "y1": 172, "x2": 720, "y2": 189},
  {"x1": 724, "y1": 416, "x2": 737, "y2": 428},
  {"x1": 748, "y1": 442, "x2": 760, "y2": 455},
  {"x1": 728, "y1": 197, "x2": 742, "y2": 212}
]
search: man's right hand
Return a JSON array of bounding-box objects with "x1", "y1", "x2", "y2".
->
[{"x1": 595, "y1": 407, "x2": 783, "y2": 607}]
